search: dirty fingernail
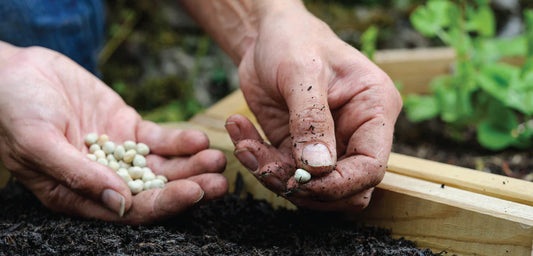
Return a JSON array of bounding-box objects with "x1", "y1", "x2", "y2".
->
[
  {"x1": 302, "y1": 143, "x2": 333, "y2": 167},
  {"x1": 234, "y1": 149, "x2": 258, "y2": 172},
  {"x1": 102, "y1": 189, "x2": 125, "y2": 217},
  {"x1": 225, "y1": 122, "x2": 241, "y2": 143}
]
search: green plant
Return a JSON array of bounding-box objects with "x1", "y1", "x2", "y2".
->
[
  {"x1": 404, "y1": 0, "x2": 533, "y2": 150},
  {"x1": 361, "y1": 25, "x2": 379, "y2": 61}
]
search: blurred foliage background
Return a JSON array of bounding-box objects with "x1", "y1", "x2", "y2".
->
[{"x1": 99, "y1": 0, "x2": 533, "y2": 123}]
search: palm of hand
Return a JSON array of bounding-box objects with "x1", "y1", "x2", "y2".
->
[{"x1": 0, "y1": 46, "x2": 227, "y2": 223}]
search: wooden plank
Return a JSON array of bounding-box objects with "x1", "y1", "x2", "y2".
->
[
  {"x1": 388, "y1": 153, "x2": 533, "y2": 207},
  {"x1": 176, "y1": 89, "x2": 533, "y2": 256},
  {"x1": 373, "y1": 47, "x2": 524, "y2": 95},
  {"x1": 358, "y1": 173, "x2": 533, "y2": 256},
  {"x1": 374, "y1": 47, "x2": 454, "y2": 95}
]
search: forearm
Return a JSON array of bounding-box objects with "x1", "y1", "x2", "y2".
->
[{"x1": 179, "y1": 0, "x2": 305, "y2": 64}]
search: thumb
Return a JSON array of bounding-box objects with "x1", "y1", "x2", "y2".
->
[
  {"x1": 281, "y1": 59, "x2": 336, "y2": 176},
  {"x1": 31, "y1": 134, "x2": 132, "y2": 217}
]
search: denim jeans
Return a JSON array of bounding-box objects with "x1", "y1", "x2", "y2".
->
[{"x1": 0, "y1": 0, "x2": 104, "y2": 75}]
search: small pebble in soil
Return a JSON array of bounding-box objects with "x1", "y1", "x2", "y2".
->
[{"x1": 84, "y1": 133, "x2": 168, "y2": 194}]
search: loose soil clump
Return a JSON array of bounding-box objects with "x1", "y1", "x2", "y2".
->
[{"x1": 0, "y1": 181, "x2": 443, "y2": 256}]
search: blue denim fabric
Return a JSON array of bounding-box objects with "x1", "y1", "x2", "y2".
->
[{"x1": 0, "y1": 0, "x2": 104, "y2": 75}]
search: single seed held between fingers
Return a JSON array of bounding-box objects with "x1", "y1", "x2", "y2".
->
[{"x1": 295, "y1": 168, "x2": 311, "y2": 183}]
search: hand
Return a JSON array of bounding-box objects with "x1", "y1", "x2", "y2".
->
[
  {"x1": 226, "y1": 3, "x2": 402, "y2": 211},
  {"x1": 0, "y1": 42, "x2": 228, "y2": 223}
]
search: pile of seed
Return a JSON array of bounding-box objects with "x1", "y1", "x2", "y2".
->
[{"x1": 84, "y1": 133, "x2": 168, "y2": 194}]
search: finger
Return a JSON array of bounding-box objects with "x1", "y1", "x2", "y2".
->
[
  {"x1": 287, "y1": 154, "x2": 385, "y2": 201},
  {"x1": 21, "y1": 177, "x2": 120, "y2": 221},
  {"x1": 146, "y1": 149, "x2": 226, "y2": 180},
  {"x1": 279, "y1": 57, "x2": 336, "y2": 176},
  {"x1": 123, "y1": 179, "x2": 204, "y2": 224},
  {"x1": 333, "y1": 78, "x2": 400, "y2": 163},
  {"x1": 225, "y1": 114, "x2": 264, "y2": 145},
  {"x1": 289, "y1": 188, "x2": 374, "y2": 212},
  {"x1": 27, "y1": 132, "x2": 132, "y2": 217},
  {"x1": 234, "y1": 139, "x2": 294, "y2": 194},
  {"x1": 136, "y1": 120, "x2": 210, "y2": 156},
  {"x1": 25, "y1": 175, "x2": 205, "y2": 224},
  {"x1": 187, "y1": 173, "x2": 228, "y2": 202}
]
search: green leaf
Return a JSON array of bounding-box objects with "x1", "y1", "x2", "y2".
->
[
  {"x1": 476, "y1": 36, "x2": 526, "y2": 62},
  {"x1": 404, "y1": 95, "x2": 440, "y2": 122},
  {"x1": 410, "y1": 0, "x2": 453, "y2": 37},
  {"x1": 361, "y1": 25, "x2": 379, "y2": 61},
  {"x1": 524, "y1": 9, "x2": 533, "y2": 58},
  {"x1": 431, "y1": 76, "x2": 475, "y2": 123},
  {"x1": 476, "y1": 100, "x2": 518, "y2": 150},
  {"x1": 466, "y1": 4, "x2": 495, "y2": 37}
]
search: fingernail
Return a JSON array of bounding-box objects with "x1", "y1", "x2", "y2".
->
[
  {"x1": 234, "y1": 149, "x2": 258, "y2": 171},
  {"x1": 102, "y1": 189, "x2": 125, "y2": 217},
  {"x1": 224, "y1": 122, "x2": 241, "y2": 143},
  {"x1": 194, "y1": 190, "x2": 205, "y2": 204},
  {"x1": 302, "y1": 143, "x2": 333, "y2": 167}
]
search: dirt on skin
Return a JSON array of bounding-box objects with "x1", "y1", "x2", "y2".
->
[{"x1": 0, "y1": 180, "x2": 445, "y2": 256}]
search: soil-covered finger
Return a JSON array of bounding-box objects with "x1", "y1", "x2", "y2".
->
[
  {"x1": 136, "y1": 120, "x2": 209, "y2": 156},
  {"x1": 225, "y1": 114, "x2": 264, "y2": 145},
  {"x1": 146, "y1": 149, "x2": 226, "y2": 180},
  {"x1": 287, "y1": 154, "x2": 384, "y2": 201},
  {"x1": 288, "y1": 188, "x2": 374, "y2": 212}
]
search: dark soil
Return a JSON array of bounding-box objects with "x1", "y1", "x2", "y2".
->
[
  {"x1": 393, "y1": 112, "x2": 533, "y2": 180},
  {"x1": 0, "y1": 180, "x2": 443, "y2": 256}
]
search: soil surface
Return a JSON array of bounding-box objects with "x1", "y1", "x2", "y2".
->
[
  {"x1": 0, "y1": 181, "x2": 443, "y2": 256},
  {"x1": 393, "y1": 112, "x2": 533, "y2": 180}
]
